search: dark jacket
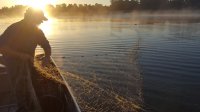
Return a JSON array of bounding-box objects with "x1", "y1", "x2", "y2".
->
[{"x1": 0, "y1": 20, "x2": 51, "y2": 58}]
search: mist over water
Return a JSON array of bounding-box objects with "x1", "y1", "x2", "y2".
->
[{"x1": 1, "y1": 13, "x2": 200, "y2": 112}]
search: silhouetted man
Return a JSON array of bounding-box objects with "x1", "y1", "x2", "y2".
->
[
  {"x1": 0, "y1": 7, "x2": 51, "y2": 112},
  {"x1": 0, "y1": 8, "x2": 51, "y2": 62}
]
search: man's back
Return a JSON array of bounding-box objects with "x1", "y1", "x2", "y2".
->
[{"x1": 0, "y1": 20, "x2": 50, "y2": 57}]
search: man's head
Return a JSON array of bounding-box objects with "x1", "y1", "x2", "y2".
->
[{"x1": 24, "y1": 7, "x2": 48, "y2": 25}]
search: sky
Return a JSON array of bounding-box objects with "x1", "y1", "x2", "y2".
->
[{"x1": 0, "y1": 0, "x2": 111, "y2": 8}]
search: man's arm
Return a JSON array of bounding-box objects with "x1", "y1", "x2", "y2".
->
[{"x1": 37, "y1": 29, "x2": 51, "y2": 58}]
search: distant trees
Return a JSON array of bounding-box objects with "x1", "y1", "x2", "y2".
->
[
  {"x1": 46, "y1": 3, "x2": 110, "y2": 16},
  {"x1": 111, "y1": 0, "x2": 138, "y2": 11},
  {"x1": 140, "y1": 0, "x2": 166, "y2": 10},
  {"x1": 0, "y1": 4, "x2": 110, "y2": 17},
  {"x1": 0, "y1": 5, "x2": 27, "y2": 17},
  {"x1": 111, "y1": 0, "x2": 200, "y2": 11},
  {"x1": 168, "y1": 0, "x2": 186, "y2": 9},
  {"x1": 1, "y1": 1, "x2": 200, "y2": 17},
  {"x1": 187, "y1": 0, "x2": 200, "y2": 9}
]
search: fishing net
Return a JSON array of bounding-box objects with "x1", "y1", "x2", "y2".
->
[{"x1": 59, "y1": 40, "x2": 144, "y2": 112}]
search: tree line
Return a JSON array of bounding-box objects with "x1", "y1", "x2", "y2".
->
[
  {"x1": 0, "y1": 4, "x2": 110, "y2": 17},
  {"x1": 111, "y1": 0, "x2": 200, "y2": 11},
  {"x1": 0, "y1": 1, "x2": 200, "y2": 17}
]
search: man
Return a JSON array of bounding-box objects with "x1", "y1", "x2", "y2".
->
[
  {"x1": 0, "y1": 7, "x2": 51, "y2": 112},
  {"x1": 0, "y1": 7, "x2": 51, "y2": 62}
]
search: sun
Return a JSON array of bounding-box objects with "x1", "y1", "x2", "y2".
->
[
  {"x1": 17, "y1": 0, "x2": 57, "y2": 39},
  {"x1": 18, "y1": 0, "x2": 57, "y2": 11}
]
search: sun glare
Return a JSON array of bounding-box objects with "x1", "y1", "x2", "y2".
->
[
  {"x1": 17, "y1": 0, "x2": 57, "y2": 38},
  {"x1": 39, "y1": 18, "x2": 55, "y2": 38},
  {"x1": 18, "y1": 0, "x2": 57, "y2": 11}
]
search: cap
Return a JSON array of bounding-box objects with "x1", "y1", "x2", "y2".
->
[{"x1": 25, "y1": 7, "x2": 48, "y2": 21}]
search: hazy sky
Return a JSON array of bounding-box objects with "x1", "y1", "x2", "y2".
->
[{"x1": 0, "y1": 0, "x2": 111, "y2": 8}]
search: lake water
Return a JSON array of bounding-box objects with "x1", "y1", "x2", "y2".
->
[{"x1": 0, "y1": 15, "x2": 200, "y2": 112}]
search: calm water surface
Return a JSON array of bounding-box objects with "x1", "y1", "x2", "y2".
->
[{"x1": 0, "y1": 15, "x2": 200, "y2": 112}]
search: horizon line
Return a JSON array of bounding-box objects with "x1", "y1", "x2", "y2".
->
[{"x1": 0, "y1": 2, "x2": 111, "y2": 9}]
